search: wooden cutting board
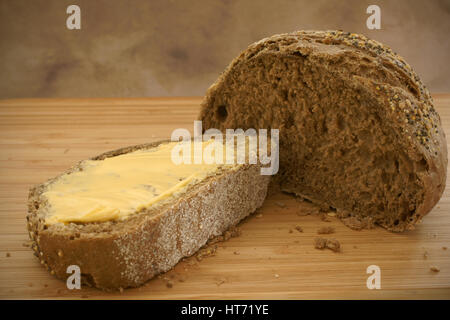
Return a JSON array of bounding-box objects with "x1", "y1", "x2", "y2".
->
[{"x1": 0, "y1": 95, "x2": 449, "y2": 299}]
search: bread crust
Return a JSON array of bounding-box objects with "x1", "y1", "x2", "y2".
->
[
  {"x1": 27, "y1": 140, "x2": 270, "y2": 290},
  {"x1": 200, "y1": 30, "x2": 447, "y2": 231}
]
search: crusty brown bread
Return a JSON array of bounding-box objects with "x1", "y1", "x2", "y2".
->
[
  {"x1": 200, "y1": 30, "x2": 447, "y2": 232},
  {"x1": 27, "y1": 140, "x2": 270, "y2": 290}
]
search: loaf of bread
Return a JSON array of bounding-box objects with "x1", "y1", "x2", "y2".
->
[
  {"x1": 200, "y1": 30, "x2": 447, "y2": 232},
  {"x1": 27, "y1": 140, "x2": 270, "y2": 290}
]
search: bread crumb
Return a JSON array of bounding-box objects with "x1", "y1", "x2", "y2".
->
[
  {"x1": 317, "y1": 226, "x2": 335, "y2": 234},
  {"x1": 341, "y1": 216, "x2": 375, "y2": 230},
  {"x1": 341, "y1": 217, "x2": 362, "y2": 230},
  {"x1": 226, "y1": 227, "x2": 241, "y2": 239},
  {"x1": 314, "y1": 237, "x2": 341, "y2": 252},
  {"x1": 275, "y1": 201, "x2": 286, "y2": 208},
  {"x1": 320, "y1": 214, "x2": 331, "y2": 222},
  {"x1": 166, "y1": 281, "x2": 173, "y2": 288},
  {"x1": 44, "y1": 284, "x2": 48, "y2": 288},
  {"x1": 327, "y1": 212, "x2": 336, "y2": 217},
  {"x1": 274, "y1": 274, "x2": 279, "y2": 278},
  {"x1": 233, "y1": 251, "x2": 240, "y2": 255},
  {"x1": 296, "y1": 200, "x2": 320, "y2": 216},
  {"x1": 423, "y1": 251, "x2": 428, "y2": 259},
  {"x1": 256, "y1": 213, "x2": 263, "y2": 218},
  {"x1": 196, "y1": 245, "x2": 218, "y2": 261},
  {"x1": 6, "y1": 252, "x2": 10, "y2": 257},
  {"x1": 430, "y1": 265, "x2": 440, "y2": 273},
  {"x1": 326, "y1": 239, "x2": 341, "y2": 252},
  {"x1": 119, "y1": 287, "x2": 124, "y2": 293},
  {"x1": 216, "y1": 278, "x2": 226, "y2": 286},
  {"x1": 443, "y1": 246, "x2": 447, "y2": 250},
  {"x1": 295, "y1": 226, "x2": 303, "y2": 233},
  {"x1": 207, "y1": 226, "x2": 241, "y2": 245},
  {"x1": 314, "y1": 237, "x2": 327, "y2": 249}
]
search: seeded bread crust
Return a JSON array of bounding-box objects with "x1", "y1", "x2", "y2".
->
[
  {"x1": 200, "y1": 30, "x2": 447, "y2": 232},
  {"x1": 27, "y1": 140, "x2": 270, "y2": 290}
]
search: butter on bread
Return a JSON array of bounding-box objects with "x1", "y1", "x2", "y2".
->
[
  {"x1": 42, "y1": 140, "x2": 232, "y2": 224},
  {"x1": 27, "y1": 140, "x2": 270, "y2": 290}
]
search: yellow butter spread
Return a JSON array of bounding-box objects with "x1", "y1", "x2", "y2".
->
[{"x1": 43, "y1": 140, "x2": 237, "y2": 224}]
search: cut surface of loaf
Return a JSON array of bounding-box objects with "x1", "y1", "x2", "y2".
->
[
  {"x1": 27, "y1": 140, "x2": 270, "y2": 289},
  {"x1": 200, "y1": 30, "x2": 447, "y2": 232}
]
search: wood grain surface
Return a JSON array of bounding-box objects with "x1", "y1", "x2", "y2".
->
[{"x1": 0, "y1": 95, "x2": 449, "y2": 299}]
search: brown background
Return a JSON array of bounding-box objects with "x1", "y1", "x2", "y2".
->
[{"x1": 0, "y1": 0, "x2": 449, "y2": 99}]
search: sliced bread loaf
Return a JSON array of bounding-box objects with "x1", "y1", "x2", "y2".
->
[
  {"x1": 27, "y1": 140, "x2": 270, "y2": 290},
  {"x1": 200, "y1": 30, "x2": 447, "y2": 232}
]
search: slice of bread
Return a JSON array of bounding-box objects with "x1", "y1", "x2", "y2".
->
[
  {"x1": 200, "y1": 30, "x2": 447, "y2": 232},
  {"x1": 27, "y1": 140, "x2": 270, "y2": 290}
]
